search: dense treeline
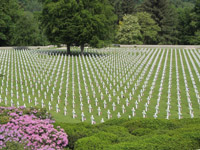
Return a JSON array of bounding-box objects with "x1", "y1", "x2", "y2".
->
[
  {"x1": 0, "y1": 0, "x2": 48, "y2": 46},
  {"x1": 110, "y1": 0, "x2": 200, "y2": 45},
  {"x1": 0, "y1": 0, "x2": 199, "y2": 47}
]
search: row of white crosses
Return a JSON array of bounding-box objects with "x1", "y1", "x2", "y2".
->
[
  {"x1": 179, "y1": 49, "x2": 194, "y2": 118},
  {"x1": 1, "y1": 48, "x2": 200, "y2": 124},
  {"x1": 189, "y1": 49, "x2": 200, "y2": 82},
  {"x1": 186, "y1": 50, "x2": 200, "y2": 104},
  {"x1": 134, "y1": 48, "x2": 160, "y2": 116},
  {"x1": 140, "y1": 49, "x2": 165, "y2": 119},
  {"x1": 133, "y1": 49, "x2": 160, "y2": 115},
  {"x1": 81, "y1": 50, "x2": 147, "y2": 123},
  {"x1": 183, "y1": 49, "x2": 200, "y2": 111},
  {"x1": 59, "y1": 49, "x2": 142, "y2": 123},
  {"x1": 81, "y1": 49, "x2": 160, "y2": 123},
  {"x1": 120, "y1": 48, "x2": 155, "y2": 118},
  {"x1": 87, "y1": 50, "x2": 148, "y2": 123},
  {"x1": 175, "y1": 49, "x2": 182, "y2": 119},
  {"x1": 192, "y1": 49, "x2": 200, "y2": 67},
  {"x1": 135, "y1": 48, "x2": 159, "y2": 116},
  {"x1": 148, "y1": 49, "x2": 165, "y2": 119},
  {"x1": 166, "y1": 49, "x2": 173, "y2": 119},
  {"x1": 153, "y1": 49, "x2": 169, "y2": 118}
]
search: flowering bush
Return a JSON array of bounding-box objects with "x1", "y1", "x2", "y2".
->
[
  {"x1": 0, "y1": 107, "x2": 68, "y2": 150},
  {"x1": 0, "y1": 106, "x2": 52, "y2": 120}
]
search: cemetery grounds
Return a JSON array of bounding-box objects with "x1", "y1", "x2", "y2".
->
[{"x1": 0, "y1": 47, "x2": 200, "y2": 124}]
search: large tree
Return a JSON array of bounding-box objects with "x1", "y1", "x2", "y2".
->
[
  {"x1": 116, "y1": 15, "x2": 142, "y2": 44},
  {"x1": 10, "y1": 11, "x2": 43, "y2": 46},
  {"x1": 75, "y1": 0, "x2": 116, "y2": 54},
  {"x1": 176, "y1": 7, "x2": 193, "y2": 44},
  {"x1": 177, "y1": 0, "x2": 200, "y2": 44},
  {"x1": 0, "y1": 0, "x2": 21, "y2": 46},
  {"x1": 109, "y1": 0, "x2": 142, "y2": 23},
  {"x1": 136, "y1": 12, "x2": 160, "y2": 44},
  {"x1": 139, "y1": 0, "x2": 178, "y2": 44},
  {"x1": 42, "y1": 0, "x2": 78, "y2": 54},
  {"x1": 189, "y1": 0, "x2": 200, "y2": 44},
  {"x1": 42, "y1": 0, "x2": 116, "y2": 55}
]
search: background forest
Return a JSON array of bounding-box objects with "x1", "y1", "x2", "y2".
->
[{"x1": 0, "y1": 0, "x2": 200, "y2": 47}]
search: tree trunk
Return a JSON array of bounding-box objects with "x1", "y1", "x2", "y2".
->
[
  {"x1": 81, "y1": 44, "x2": 84, "y2": 55},
  {"x1": 67, "y1": 44, "x2": 70, "y2": 55}
]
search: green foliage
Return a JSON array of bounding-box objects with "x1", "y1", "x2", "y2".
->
[
  {"x1": 18, "y1": 0, "x2": 43, "y2": 12},
  {"x1": 93, "y1": 132, "x2": 119, "y2": 143},
  {"x1": 189, "y1": 30, "x2": 200, "y2": 44},
  {"x1": 109, "y1": 0, "x2": 143, "y2": 22},
  {"x1": 98, "y1": 125, "x2": 130, "y2": 137},
  {"x1": 75, "y1": 136, "x2": 109, "y2": 150},
  {"x1": 53, "y1": 122, "x2": 99, "y2": 149},
  {"x1": 176, "y1": 7, "x2": 193, "y2": 44},
  {"x1": 10, "y1": 11, "x2": 42, "y2": 46},
  {"x1": 75, "y1": 0, "x2": 117, "y2": 50},
  {"x1": 131, "y1": 128, "x2": 153, "y2": 136},
  {"x1": 139, "y1": 0, "x2": 178, "y2": 44},
  {"x1": 42, "y1": 0, "x2": 78, "y2": 47},
  {"x1": 74, "y1": 132, "x2": 118, "y2": 150},
  {"x1": 116, "y1": 15, "x2": 142, "y2": 44},
  {"x1": 0, "y1": 0, "x2": 48, "y2": 46},
  {"x1": 53, "y1": 118, "x2": 200, "y2": 150},
  {"x1": 2, "y1": 141, "x2": 27, "y2": 150},
  {"x1": 176, "y1": 0, "x2": 200, "y2": 44},
  {"x1": 0, "y1": 116, "x2": 10, "y2": 124},
  {"x1": 42, "y1": 0, "x2": 116, "y2": 53},
  {"x1": 107, "y1": 134, "x2": 197, "y2": 150},
  {"x1": 0, "y1": 0, "x2": 21, "y2": 46},
  {"x1": 122, "y1": 119, "x2": 179, "y2": 134},
  {"x1": 136, "y1": 12, "x2": 160, "y2": 44}
]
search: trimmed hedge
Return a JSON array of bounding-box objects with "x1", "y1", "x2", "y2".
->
[
  {"x1": 2, "y1": 108, "x2": 200, "y2": 150},
  {"x1": 55, "y1": 118, "x2": 200, "y2": 150}
]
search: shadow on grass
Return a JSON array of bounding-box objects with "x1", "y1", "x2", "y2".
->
[
  {"x1": 13, "y1": 46, "x2": 31, "y2": 50},
  {"x1": 0, "y1": 74, "x2": 4, "y2": 77},
  {"x1": 37, "y1": 49, "x2": 108, "y2": 57}
]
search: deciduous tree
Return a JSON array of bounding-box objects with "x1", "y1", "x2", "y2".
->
[
  {"x1": 136, "y1": 12, "x2": 160, "y2": 44},
  {"x1": 116, "y1": 15, "x2": 142, "y2": 44}
]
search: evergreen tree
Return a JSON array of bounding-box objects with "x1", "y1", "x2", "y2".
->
[
  {"x1": 189, "y1": 0, "x2": 200, "y2": 44},
  {"x1": 108, "y1": 0, "x2": 123, "y2": 22},
  {"x1": 121, "y1": 0, "x2": 138, "y2": 14},
  {"x1": 176, "y1": 7, "x2": 193, "y2": 44},
  {"x1": 109, "y1": 0, "x2": 142, "y2": 22},
  {"x1": 139, "y1": 0, "x2": 178, "y2": 44}
]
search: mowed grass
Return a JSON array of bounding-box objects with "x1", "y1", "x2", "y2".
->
[{"x1": 0, "y1": 48, "x2": 200, "y2": 123}]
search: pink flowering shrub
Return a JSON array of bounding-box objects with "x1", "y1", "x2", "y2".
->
[
  {"x1": 0, "y1": 107, "x2": 68, "y2": 150},
  {"x1": 0, "y1": 106, "x2": 52, "y2": 120}
]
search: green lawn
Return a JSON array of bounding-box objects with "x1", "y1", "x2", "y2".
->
[{"x1": 0, "y1": 48, "x2": 200, "y2": 123}]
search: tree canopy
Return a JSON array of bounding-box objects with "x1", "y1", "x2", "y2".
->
[
  {"x1": 42, "y1": 0, "x2": 116, "y2": 54},
  {"x1": 139, "y1": 0, "x2": 178, "y2": 44},
  {"x1": 136, "y1": 12, "x2": 160, "y2": 44},
  {"x1": 0, "y1": 0, "x2": 199, "y2": 47},
  {"x1": 116, "y1": 15, "x2": 142, "y2": 44},
  {"x1": 0, "y1": 0, "x2": 48, "y2": 46},
  {"x1": 0, "y1": 0, "x2": 21, "y2": 46}
]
